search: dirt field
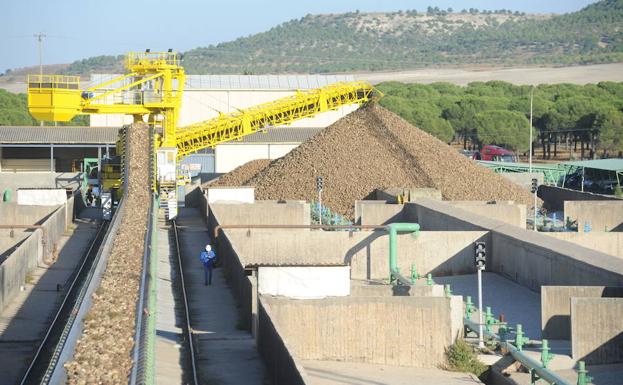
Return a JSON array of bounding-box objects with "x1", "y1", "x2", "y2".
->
[
  {"x1": 1, "y1": 63, "x2": 622, "y2": 94},
  {"x1": 354, "y1": 63, "x2": 623, "y2": 85}
]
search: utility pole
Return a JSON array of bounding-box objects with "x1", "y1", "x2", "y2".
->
[
  {"x1": 529, "y1": 86, "x2": 534, "y2": 173},
  {"x1": 34, "y1": 32, "x2": 46, "y2": 127},
  {"x1": 34, "y1": 32, "x2": 46, "y2": 76}
]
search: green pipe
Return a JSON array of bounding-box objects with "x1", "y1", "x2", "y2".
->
[
  {"x1": 386, "y1": 223, "x2": 420, "y2": 282},
  {"x1": 2, "y1": 189, "x2": 11, "y2": 202}
]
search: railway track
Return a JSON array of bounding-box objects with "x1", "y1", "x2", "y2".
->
[
  {"x1": 170, "y1": 219, "x2": 200, "y2": 385},
  {"x1": 18, "y1": 218, "x2": 109, "y2": 385}
]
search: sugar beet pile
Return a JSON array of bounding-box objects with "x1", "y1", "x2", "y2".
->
[
  {"x1": 214, "y1": 104, "x2": 534, "y2": 218},
  {"x1": 65, "y1": 122, "x2": 150, "y2": 384}
]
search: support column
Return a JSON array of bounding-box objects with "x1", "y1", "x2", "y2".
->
[{"x1": 50, "y1": 144, "x2": 54, "y2": 172}]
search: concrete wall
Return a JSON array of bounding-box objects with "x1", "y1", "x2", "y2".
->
[
  {"x1": 222, "y1": 229, "x2": 487, "y2": 280},
  {"x1": 216, "y1": 231, "x2": 257, "y2": 332},
  {"x1": 564, "y1": 200, "x2": 623, "y2": 232},
  {"x1": 405, "y1": 199, "x2": 623, "y2": 290},
  {"x1": 208, "y1": 201, "x2": 311, "y2": 230},
  {"x1": 0, "y1": 200, "x2": 72, "y2": 312},
  {"x1": 541, "y1": 286, "x2": 623, "y2": 339},
  {"x1": 0, "y1": 230, "x2": 41, "y2": 311},
  {"x1": 500, "y1": 172, "x2": 544, "y2": 190},
  {"x1": 446, "y1": 201, "x2": 527, "y2": 229},
  {"x1": 258, "y1": 298, "x2": 312, "y2": 385},
  {"x1": 354, "y1": 200, "x2": 404, "y2": 225},
  {"x1": 262, "y1": 295, "x2": 462, "y2": 368},
  {"x1": 545, "y1": 232, "x2": 623, "y2": 258},
  {"x1": 350, "y1": 281, "x2": 445, "y2": 297},
  {"x1": 375, "y1": 187, "x2": 442, "y2": 203},
  {"x1": 571, "y1": 298, "x2": 623, "y2": 364},
  {"x1": 0, "y1": 203, "x2": 59, "y2": 225},
  {"x1": 0, "y1": 172, "x2": 80, "y2": 197},
  {"x1": 538, "y1": 185, "x2": 620, "y2": 212}
]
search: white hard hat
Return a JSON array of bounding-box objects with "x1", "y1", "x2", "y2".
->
[{"x1": 205, "y1": 244, "x2": 211, "y2": 252}]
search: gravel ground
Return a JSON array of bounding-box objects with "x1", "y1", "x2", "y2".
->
[
  {"x1": 64, "y1": 122, "x2": 150, "y2": 384},
  {"x1": 236, "y1": 104, "x2": 534, "y2": 219},
  {"x1": 208, "y1": 159, "x2": 272, "y2": 187}
]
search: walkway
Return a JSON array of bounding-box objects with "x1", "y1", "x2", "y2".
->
[{"x1": 174, "y1": 207, "x2": 268, "y2": 384}]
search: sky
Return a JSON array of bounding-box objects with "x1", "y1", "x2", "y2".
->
[{"x1": 1, "y1": 0, "x2": 597, "y2": 73}]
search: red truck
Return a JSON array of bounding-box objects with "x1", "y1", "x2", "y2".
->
[{"x1": 473, "y1": 145, "x2": 518, "y2": 162}]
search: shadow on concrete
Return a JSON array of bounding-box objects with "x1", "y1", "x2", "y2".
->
[
  {"x1": 0, "y1": 219, "x2": 97, "y2": 385},
  {"x1": 579, "y1": 331, "x2": 623, "y2": 367}
]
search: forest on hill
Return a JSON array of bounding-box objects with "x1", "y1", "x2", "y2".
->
[{"x1": 55, "y1": 0, "x2": 623, "y2": 75}]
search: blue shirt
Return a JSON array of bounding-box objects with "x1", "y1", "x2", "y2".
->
[{"x1": 199, "y1": 250, "x2": 216, "y2": 265}]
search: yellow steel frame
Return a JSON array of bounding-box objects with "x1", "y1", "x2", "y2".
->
[
  {"x1": 174, "y1": 81, "x2": 379, "y2": 158},
  {"x1": 27, "y1": 52, "x2": 381, "y2": 190},
  {"x1": 27, "y1": 51, "x2": 184, "y2": 147}
]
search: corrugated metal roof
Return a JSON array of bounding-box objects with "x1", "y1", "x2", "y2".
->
[
  {"x1": 91, "y1": 74, "x2": 355, "y2": 90},
  {"x1": 223, "y1": 127, "x2": 323, "y2": 144},
  {"x1": 0, "y1": 126, "x2": 119, "y2": 144},
  {"x1": 562, "y1": 159, "x2": 623, "y2": 172}
]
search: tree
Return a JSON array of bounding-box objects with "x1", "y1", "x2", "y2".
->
[{"x1": 467, "y1": 110, "x2": 530, "y2": 150}]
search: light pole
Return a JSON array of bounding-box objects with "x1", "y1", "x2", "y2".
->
[
  {"x1": 529, "y1": 85, "x2": 534, "y2": 173},
  {"x1": 34, "y1": 32, "x2": 46, "y2": 127},
  {"x1": 474, "y1": 242, "x2": 486, "y2": 349},
  {"x1": 316, "y1": 176, "x2": 323, "y2": 225}
]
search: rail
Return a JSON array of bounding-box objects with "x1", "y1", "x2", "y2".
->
[
  {"x1": 464, "y1": 316, "x2": 580, "y2": 385},
  {"x1": 172, "y1": 220, "x2": 200, "y2": 385},
  {"x1": 212, "y1": 224, "x2": 386, "y2": 239},
  {"x1": 129, "y1": 195, "x2": 157, "y2": 385},
  {"x1": 17, "y1": 221, "x2": 108, "y2": 385}
]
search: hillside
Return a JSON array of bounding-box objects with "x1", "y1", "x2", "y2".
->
[{"x1": 49, "y1": 1, "x2": 623, "y2": 75}]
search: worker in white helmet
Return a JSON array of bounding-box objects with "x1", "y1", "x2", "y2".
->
[{"x1": 199, "y1": 244, "x2": 217, "y2": 285}]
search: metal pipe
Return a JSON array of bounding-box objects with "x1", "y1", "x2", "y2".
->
[
  {"x1": 464, "y1": 317, "x2": 574, "y2": 385},
  {"x1": 386, "y1": 223, "x2": 420, "y2": 283},
  {"x1": 213, "y1": 224, "x2": 386, "y2": 239}
]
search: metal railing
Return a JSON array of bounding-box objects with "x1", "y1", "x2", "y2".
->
[
  {"x1": 126, "y1": 51, "x2": 180, "y2": 69},
  {"x1": 28, "y1": 74, "x2": 80, "y2": 89},
  {"x1": 129, "y1": 195, "x2": 157, "y2": 385},
  {"x1": 463, "y1": 304, "x2": 592, "y2": 385}
]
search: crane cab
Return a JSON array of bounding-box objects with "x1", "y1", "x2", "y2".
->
[{"x1": 27, "y1": 75, "x2": 82, "y2": 121}]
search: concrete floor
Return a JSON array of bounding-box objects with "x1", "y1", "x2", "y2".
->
[
  {"x1": 434, "y1": 272, "x2": 541, "y2": 339},
  {"x1": 0, "y1": 218, "x2": 97, "y2": 385},
  {"x1": 175, "y1": 208, "x2": 268, "y2": 385},
  {"x1": 303, "y1": 360, "x2": 483, "y2": 385}
]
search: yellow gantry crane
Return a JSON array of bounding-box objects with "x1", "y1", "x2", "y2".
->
[{"x1": 27, "y1": 51, "x2": 380, "y2": 216}]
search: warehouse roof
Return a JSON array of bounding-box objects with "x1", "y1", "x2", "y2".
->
[
  {"x1": 562, "y1": 159, "x2": 623, "y2": 172},
  {"x1": 227, "y1": 127, "x2": 323, "y2": 144},
  {"x1": 91, "y1": 74, "x2": 355, "y2": 90},
  {"x1": 0, "y1": 126, "x2": 119, "y2": 144}
]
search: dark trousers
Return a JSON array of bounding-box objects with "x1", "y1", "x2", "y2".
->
[{"x1": 203, "y1": 263, "x2": 213, "y2": 285}]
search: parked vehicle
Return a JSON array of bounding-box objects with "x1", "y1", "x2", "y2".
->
[{"x1": 476, "y1": 145, "x2": 518, "y2": 162}]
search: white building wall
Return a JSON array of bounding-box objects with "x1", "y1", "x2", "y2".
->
[
  {"x1": 215, "y1": 143, "x2": 298, "y2": 173},
  {"x1": 91, "y1": 89, "x2": 358, "y2": 129}
]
